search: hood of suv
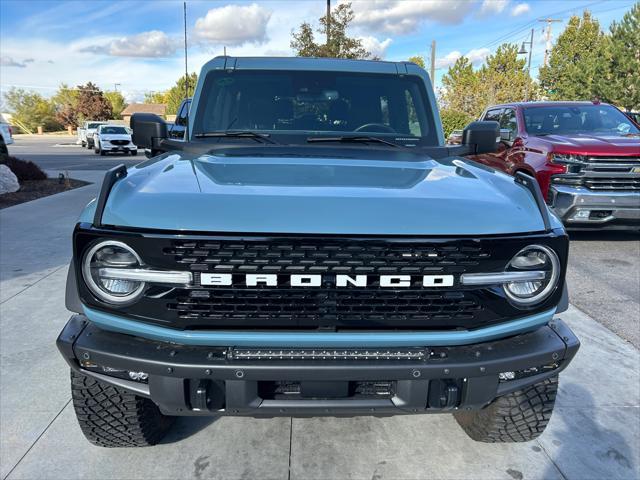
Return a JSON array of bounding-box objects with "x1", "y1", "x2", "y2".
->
[
  {"x1": 538, "y1": 133, "x2": 640, "y2": 155},
  {"x1": 93, "y1": 150, "x2": 550, "y2": 235}
]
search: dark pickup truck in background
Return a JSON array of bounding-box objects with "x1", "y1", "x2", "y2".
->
[{"x1": 469, "y1": 101, "x2": 640, "y2": 230}]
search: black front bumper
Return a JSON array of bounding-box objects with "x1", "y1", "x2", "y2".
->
[{"x1": 57, "y1": 315, "x2": 579, "y2": 417}]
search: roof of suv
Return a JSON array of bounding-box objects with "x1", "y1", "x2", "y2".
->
[
  {"x1": 488, "y1": 101, "x2": 611, "y2": 109},
  {"x1": 202, "y1": 56, "x2": 421, "y2": 75}
]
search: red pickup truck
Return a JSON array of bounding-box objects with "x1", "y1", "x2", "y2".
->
[{"x1": 469, "y1": 101, "x2": 640, "y2": 229}]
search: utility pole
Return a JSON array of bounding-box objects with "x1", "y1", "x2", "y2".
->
[
  {"x1": 430, "y1": 40, "x2": 436, "y2": 86},
  {"x1": 183, "y1": 1, "x2": 188, "y2": 100},
  {"x1": 539, "y1": 18, "x2": 561, "y2": 67},
  {"x1": 114, "y1": 83, "x2": 121, "y2": 92},
  {"x1": 326, "y1": 0, "x2": 331, "y2": 46}
]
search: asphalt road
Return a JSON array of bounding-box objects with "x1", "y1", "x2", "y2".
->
[
  {"x1": 8, "y1": 134, "x2": 640, "y2": 347},
  {"x1": 8, "y1": 134, "x2": 143, "y2": 171}
]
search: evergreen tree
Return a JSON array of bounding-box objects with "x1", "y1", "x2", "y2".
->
[
  {"x1": 538, "y1": 11, "x2": 607, "y2": 100},
  {"x1": 440, "y1": 56, "x2": 484, "y2": 117},
  {"x1": 605, "y1": 3, "x2": 640, "y2": 110},
  {"x1": 291, "y1": 2, "x2": 370, "y2": 59},
  {"x1": 479, "y1": 44, "x2": 537, "y2": 106}
]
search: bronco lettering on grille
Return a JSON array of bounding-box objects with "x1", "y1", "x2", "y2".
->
[{"x1": 200, "y1": 273, "x2": 455, "y2": 288}]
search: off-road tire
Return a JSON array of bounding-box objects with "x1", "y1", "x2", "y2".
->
[
  {"x1": 70, "y1": 370, "x2": 174, "y2": 447},
  {"x1": 454, "y1": 376, "x2": 558, "y2": 443}
]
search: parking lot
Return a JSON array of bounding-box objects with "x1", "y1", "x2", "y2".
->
[{"x1": 1, "y1": 135, "x2": 639, "y2": 480}]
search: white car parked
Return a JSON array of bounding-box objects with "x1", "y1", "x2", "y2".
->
[
  {"x1": 93, "y1": 125, "x2": 137, "y2": 156},
  {"x1": 80, "y1": 121, "x2": 108, "y2": 149},
  {"x1": 0, "y1": 114, "x2": 14, "y2": 155}
]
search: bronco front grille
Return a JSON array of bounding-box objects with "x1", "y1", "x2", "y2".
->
[
  {"x1": 164, "y1": 240, "x2": 490, "y2": 274},
  {"x1": 75, "y1": 230, "x2": 568, "y2": 331},
  {"x1": 168, "y1": 289, "x2": 481, "y2": 327}
]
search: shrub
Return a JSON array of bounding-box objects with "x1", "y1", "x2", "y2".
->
[
  {"x1": 440, "y1": 109, "x2": 474, "y2": 138},
  {"x1": 0, "y1": 156, "x2": 47, "y2": 181}
]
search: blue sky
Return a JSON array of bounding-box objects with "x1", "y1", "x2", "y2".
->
[{"x1": 0, "y1": 0, "x2": 635, "y2": 104}]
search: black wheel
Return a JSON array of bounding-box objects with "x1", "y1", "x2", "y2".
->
[
  {"x1": 87, "y1": 141, "x2": 93, "y2": 149},
  {"x1": 100, "y1": 149, "x2": 106, "y2": 156},
  {"x1": 454, "y1": 376, "x2": 558, "y2": 443},
  {"x1": 94, "y1": 145, "x2": 100, "y2": 154},
  {"x1": 70, "y1": 370, "x2": 174, "y2": 447},
  {"x1": 81, "y1": 141, "x2": 86, "y2": 148},
  {"x1": 130, "y1": 150, "x2": 138, "y2": 156},
  {"x1": 0, "y1": 140, "x2": 7, "y2": 157}
]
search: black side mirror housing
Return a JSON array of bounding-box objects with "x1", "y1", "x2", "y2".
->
[
  {"x1": 131, "y1": 113, "x2": 167, "y2": 149},
  {"x1": 462, "y1": 121, "x2": 500, "y2": 154}
]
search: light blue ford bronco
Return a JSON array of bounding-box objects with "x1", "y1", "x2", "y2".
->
[{"x1": 57, "y1": 57, "x2": 579, "y2": 447}]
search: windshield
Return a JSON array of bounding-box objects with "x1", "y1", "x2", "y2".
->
[
  {"x1": 523, "y1": 104, "x2": 640, "y2": 136},
  {"x1": 88, "y1": 123, "x2": 103, "y2": 129},
  {"x1": 100, "y1": 126, "x2": 127, "y2": 134},
  {"x1": 193, "y1": 70, "x2": 437, "y2": 144}
]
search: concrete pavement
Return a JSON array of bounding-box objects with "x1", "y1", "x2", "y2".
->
[{"x1": 1, "y1": 179, "x2": 638, "y2": 479}]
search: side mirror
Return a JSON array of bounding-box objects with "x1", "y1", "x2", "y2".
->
[
  {"x1": 462, "y1": 121, "x2": 500, "y2": 154},
  {"x1": 500, "y1": 128, "x2": 513, "y2": 143},
  {"x1": 131, "y1": 113, "x2": 167, "y2": 149}
]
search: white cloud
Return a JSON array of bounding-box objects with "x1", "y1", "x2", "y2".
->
[
  {"x1": 358, "y1": 36, "x2": 393, "y2": 59},
  {"x1": 194, "y1": 3, "x2": 272, "y2": 46},
  {"x1": 1, "y1": 56, "x2": 27, "y2": 68},
  {"x1": 109, "y1": 31, "x2": 176, "y2": 57},
  {"x1": 435, "y1": 47, "x2": 490, "y2": 69},
  {"x1": 479, "y1": 0, "x2": 509, "y2": 16},
  {"x1": 435, "y1": 51, "x2": 462, "y2": 69},
  {"x1": 79, "y1": 31, "x2": 177, "y2": 57},
  {"x1": 511, "y1": 3, "x2": 530, "y2": 16},
  {"x1": 349, "y1": 0, "x2": 472, "y2": 35}
]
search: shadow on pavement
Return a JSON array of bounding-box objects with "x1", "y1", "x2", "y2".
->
[
  {"x1": 160, "y1": 416, "x2": 219, "y2": 445},
  {"x1": 543, "y1": 383, "x2": 636, "y2": 480},
  {"x1": 567, "y1": 230, "x2": 640, "y2": 242}
]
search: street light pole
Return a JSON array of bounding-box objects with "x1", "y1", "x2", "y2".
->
[{"x1": 519, "y1": 28, "x2": 534, "y2": 102}]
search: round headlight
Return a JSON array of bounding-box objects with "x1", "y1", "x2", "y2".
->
[
  {"x1": 82, "y1": 241, "x2": 145, "y2": 304},
  {"x1": 503, "y1": 245, "x2": 560, "y2": 307}
]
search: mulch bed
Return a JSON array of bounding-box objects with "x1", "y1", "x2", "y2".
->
[{"x1": 0, "y1": 178, "x2": 91, "y2": 209}]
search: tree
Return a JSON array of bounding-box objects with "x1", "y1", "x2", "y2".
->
[
  {"x1": 440, "y1": 44, "x2": 537, "y2": 118},
  {"x1": 75, "y1": 82, "x2": 112, "y2": 121},
  {"x1": 3, "y1": 88, "x2": 60, "y2": 131},
  {"x1": 144, "y1": 91, "x2": 168, "y2": 104},
  {"x1": 291, "y1": 2, "x2": 370, "y2": 59},
  {"x1": 440, "y1": 109, "x2": 474, "y2": 138},
  {"x1": 164, "y1": 72, "x2": 198, "y2": 115},
  {"x1": 440, "y1": 57, "x2": 484, "y2": 117},
  {"x1": 51, "y1": 84, "x2": 79, "y2": 128},
  {"x1": 538, "y1": 11, "x2": 608, "y2": 101},
  {"x1": 104, "y1": 91, "x2": 127, "y2": 119},
  {"x1": 408, "y1": 56, "x2": 426, "y2": 69},
  {"x1": 479, "y1": 44, "x2": 537, "y2": 106},
  {"x1": 603, "y1": 3, "x2": 640, "y2": 110}
]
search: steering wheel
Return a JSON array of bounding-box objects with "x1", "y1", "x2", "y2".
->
[{"x1": 354, "y1": 123, "x2": 396, "y2": 133}]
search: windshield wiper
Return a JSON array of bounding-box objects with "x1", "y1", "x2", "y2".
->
[
  {"x1": 194, "y1": 131, "x2": 277, "y2": 144},
  {"x1": 307, "y1": 135, "x2": 402, "y2": 148}
]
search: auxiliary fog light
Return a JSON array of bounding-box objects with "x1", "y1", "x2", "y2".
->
[
  {"x1": 570, "y1": 210, "x2": 591, "y2": 221},
  {"x1": 498, "y1": 363, "x2": 559, "y2": 382},
  {"x1": 80, "y1": 360, "x2": 149, "y2": 384}
]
